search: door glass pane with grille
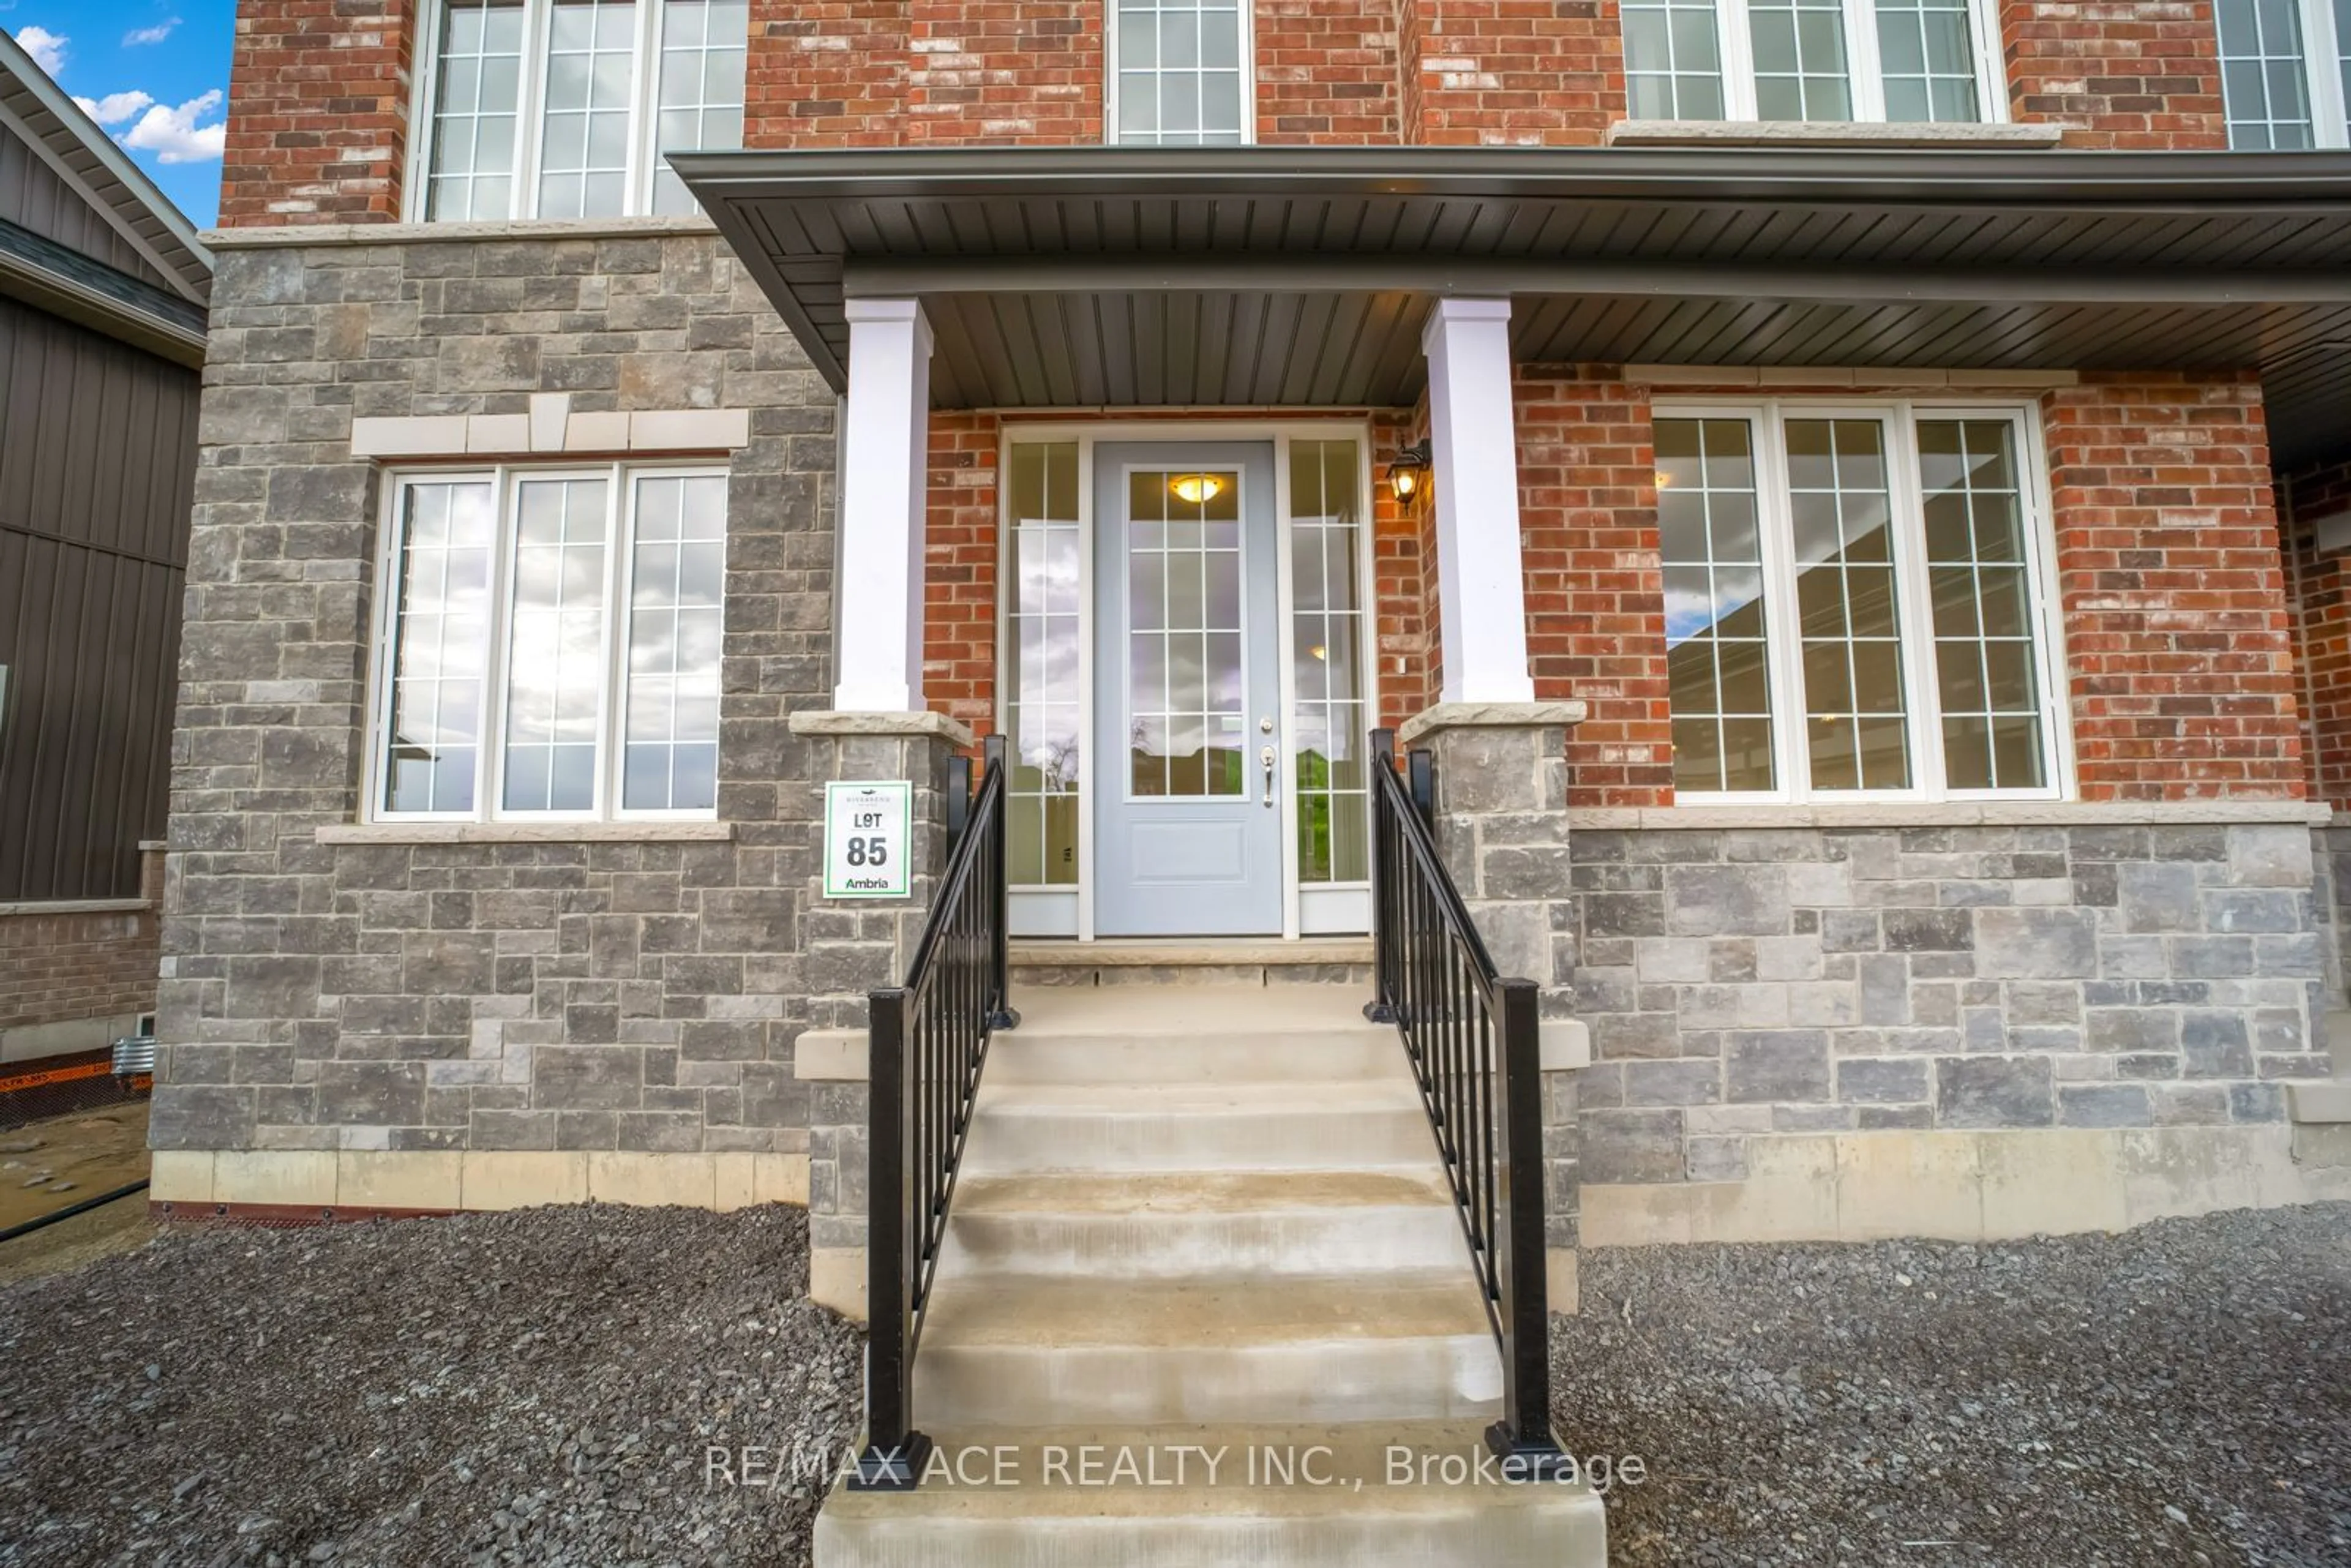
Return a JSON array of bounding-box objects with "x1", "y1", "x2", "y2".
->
[
  {"x1": 1007, "y1": 443, "x2": 1083, "y2": 886},
  {"x1": 1289, "y1": 440, "x2": 1368, "y2": 882},
  {"x1": 1128, "y1": 469, "x2": 1246, "y2": 797}
]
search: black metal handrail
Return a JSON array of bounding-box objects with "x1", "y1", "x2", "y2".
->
[
  {"x1": 850, "y1": 733, "x2": 1018, "y2": 1491},
  {"x1": 1364, "y1": 726, "x2": 1566, "y2": 1479}
]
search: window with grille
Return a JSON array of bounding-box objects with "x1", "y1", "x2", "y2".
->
[
  {"x1": 1111, "y1": 0, "x2": 1251, "y2": 144},
  {"x1": 1623, "y1": 0, "x2": 1998, "y2": 122},
  {"x1": 2216, "y1": 0, "x2": 2351, "y2": 148},
  {"x1": 1658, "y1": 405, "x2": 2063, "y2": 801},
  {"x1": 415, "y1": 0, "x2": 748, "y2": 221},
  {"x1": 373, "y1": 465, "x2": 726, "y2": 820}
]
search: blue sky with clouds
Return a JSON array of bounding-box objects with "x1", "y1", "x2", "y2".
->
[{"x1": 8, "y1": 1, "x2": 234, "y2": 228}]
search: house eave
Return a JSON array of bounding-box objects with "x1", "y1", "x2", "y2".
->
[{"x1": 674, "y1": 146, "x2": 2351, "y2": 467}]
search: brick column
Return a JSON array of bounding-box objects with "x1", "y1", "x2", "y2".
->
[
  {"x1": 1396, "y1": 700, "x2": 1588, "y2": 1311},
  {"x1": 786, "y1": 709, "x2": 973, "y2": 1319}
]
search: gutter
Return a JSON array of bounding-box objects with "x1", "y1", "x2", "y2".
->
[{"x1": 670, "y1": 143, "x2": 2351, "y2": 211}]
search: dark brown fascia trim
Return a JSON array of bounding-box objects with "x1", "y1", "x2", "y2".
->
[
  {"x1": 840, "y1": 254, "x2": 2351, "y2": 305},
  {"x1": 0, "y1": 245, "x2": 208, "y2": 367},
  {"x1": 670, "y1": 144, "x2": 2351, "y2": 212}
]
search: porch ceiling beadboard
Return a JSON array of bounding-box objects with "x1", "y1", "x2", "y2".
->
[{"x1": 671, "y1": 146, "x2": 2351, "y2": 467}]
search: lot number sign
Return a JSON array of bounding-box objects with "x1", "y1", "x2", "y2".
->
[{"x1": 823, "y1": 781, "x2": 913, "y2": 899}]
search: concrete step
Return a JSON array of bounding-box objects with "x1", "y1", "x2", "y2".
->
[
  {"x1": 939, "y1": 1169, "x2": 1468, "y2": 1279},
  {"x1": 815, "y1": 1421, "x2": 1607, "y2": 1568},
  {"x1": 959, "y1": 1078, "x2": 1436, "y2": 1174},
  {"x1": 1011, "y1": 940, "x2": 1374, "y2": 989},
  {"x1": 911, "y1": 1274, "x2": 1502, "y2": 1427},
  {"x1": 986, "y1": 1026, "x2": 1401, "y2": 1085}
]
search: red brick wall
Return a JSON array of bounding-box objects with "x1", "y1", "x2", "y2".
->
[
  {"x1": 0, "y1": 906, "x2": 158, "y2": 1037},
  {"x1": 1373, "y1": 409, "x2": 1434, "y2": 729},
  {"x1": 746, "y1": 0, "x2": 910, "y2": 146},
  {"x1": 2042, "y1": 372, "x2": 2304, "y2": 800},
  {"x1": 219, "y1": 0, "x2": 414, "y2": 227},
  {"x1": 1401, "y1": 0, "x2": 1620, "y2": 145},
  {"x1": 909, "y1": 0, "x2": 1102, "y2": 143},
  {"x1": 2283, "y1": 459, "x2": 2351, "y2": 809},
  {"x1": 2001, "y1": 0, "x2": 2230, "y2": 149},
  {"x1": 1512, "y1": 366, "x2": 1674, "y2": 807},
  {"x1": 1258, "y1": 0, "x2": 1402, "y2": 143},
  {"x1": 925, "y1": 412, "x2": 1002, "y2": 736},
  {"x1": 748, "y1": 0, "x2": 1099, "y2": 148}
]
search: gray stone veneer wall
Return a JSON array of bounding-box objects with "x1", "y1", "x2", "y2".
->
[
  {"x1": 1566, "y1": 822, "x2": 2332, "y2": 1186},
  {"x1": 151, "y1": 231, "x2": 842, "y2": 1160}
]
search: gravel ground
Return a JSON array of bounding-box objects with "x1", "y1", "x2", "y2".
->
[
  {"x1": 1553, "y1": 1202, "x2": 2351, "y2": 1567},
  {"x1": 0, "y1": 1205, "x2": 860, "y2": 1567},
  {"x1": 4, "y1": 1201, "x2": 2344, "y2": 1566}
]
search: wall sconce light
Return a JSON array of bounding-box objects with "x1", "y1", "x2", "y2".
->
[{"x1": 1388, "y1": 443, "x2": 1431, "y2": 505}]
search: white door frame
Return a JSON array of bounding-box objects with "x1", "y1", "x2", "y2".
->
[{"x1": 996, "y1": 418, "x2": 1380, "y2": 942}]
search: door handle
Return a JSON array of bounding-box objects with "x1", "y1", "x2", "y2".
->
[{"x1": 1260, "y1": 745, "x2": 1277, "y2": 808}]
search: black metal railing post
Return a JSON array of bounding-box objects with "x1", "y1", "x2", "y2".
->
[
  {"x1": 984, "y1": 733, "x2": 1018, "y2": 1031},
  {"x1": 1365, "y1": 730, "x2": 1569, "y2": 1483},
  {"x1": 847, "y1": 739, "x2": 1018, "y2": 1492},
  {"x1": 1488, "y1": 975, "x2": 1564, "y2": 1477},
  {"x1": 854, "y1": 986, "x2": 929, "y2": 1490}
]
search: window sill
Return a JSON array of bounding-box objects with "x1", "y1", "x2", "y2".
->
[
  {"x1": 1569, "y1": 800, "x2": 2330, "y2": 830},
  {"x1": 201, "y1": 214, "x2": 721, "y2": 250},
  {"x1": 1606, "y1": 119, "x2": 2068, "y2": 149},
  {"x1": 315, "y1": 822, "x2": 735, "y2": 845}
]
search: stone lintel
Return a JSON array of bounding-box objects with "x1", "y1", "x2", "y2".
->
[
  {"x1": 1397, "y1": 700, "x2": 1586, "y2": 749},
  {"x1": 789, "y1": 709, "x2": 977, "y2": 748}
]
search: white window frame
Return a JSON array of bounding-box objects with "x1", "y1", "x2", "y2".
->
[
  {"x1": 1654, "y1": 399, "x2": 2071, "y2": 805},
  {"x1": 2217, "y1": 0, "x2": 2351, "y2": 148},
  {"x1": 1104, "y1": 0, "x2": 1259, "y2": 146},
  {"x1": 403, "y1": 0, "x2": 746, "y2": 223},
  {"x1": 1629, "y1": 0, "x2": 2008, "y2": 122},
  {"x1": 365, "y1": 461, "x2": 728, "y2": 823}
]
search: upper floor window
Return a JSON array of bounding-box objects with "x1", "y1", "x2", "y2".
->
[
  {"x1": 371, "y1": 465, "x2": 727, "y2": 820},
  {"x1": 415, "y1": 0, "x2": 748, "y2": 222},
  {"x1": 1110, "y1": 0, "x2": 1252, "y2": 144},
  {"x1": 2218, "y1": 0, "x2": 2351, "y2": 148},
  {"x1": 1622, "y1": 0, "x2": 1999, "y2": 122},
  {"x1": 1658, "y1": 404, "x2": 2064, "y2": 801}
]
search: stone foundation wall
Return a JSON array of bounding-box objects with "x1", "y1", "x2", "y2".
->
[
  {"x1": 151, "y1": 231, "x2": 842, "y2": 1185},
  {"x1": 1566, "y1": 819, "x2": 2331, "y2": 1190}
]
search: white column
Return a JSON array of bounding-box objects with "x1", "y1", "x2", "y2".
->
[
  {"x1": 832, "y1": 298, "x2": 933, "y2": 711},
  {"x1": 1422, "y1": 296, "x2": 1535, "y2": 705}
]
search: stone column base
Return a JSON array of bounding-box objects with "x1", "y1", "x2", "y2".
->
[
  {"x1": 1397, "y1": 701, "x2": 1588, "y2": 1305},
  {"x1": 786, "y1": 709, "x2": 973, "y2": 1316}
]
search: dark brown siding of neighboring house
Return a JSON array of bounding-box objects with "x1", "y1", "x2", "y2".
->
[
  {"x1": 0, "y1": 130, "x2": 177, "y2": 293},
  {"x1": 0, "y1": 293, "x2": 197, "y2": 900}
]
